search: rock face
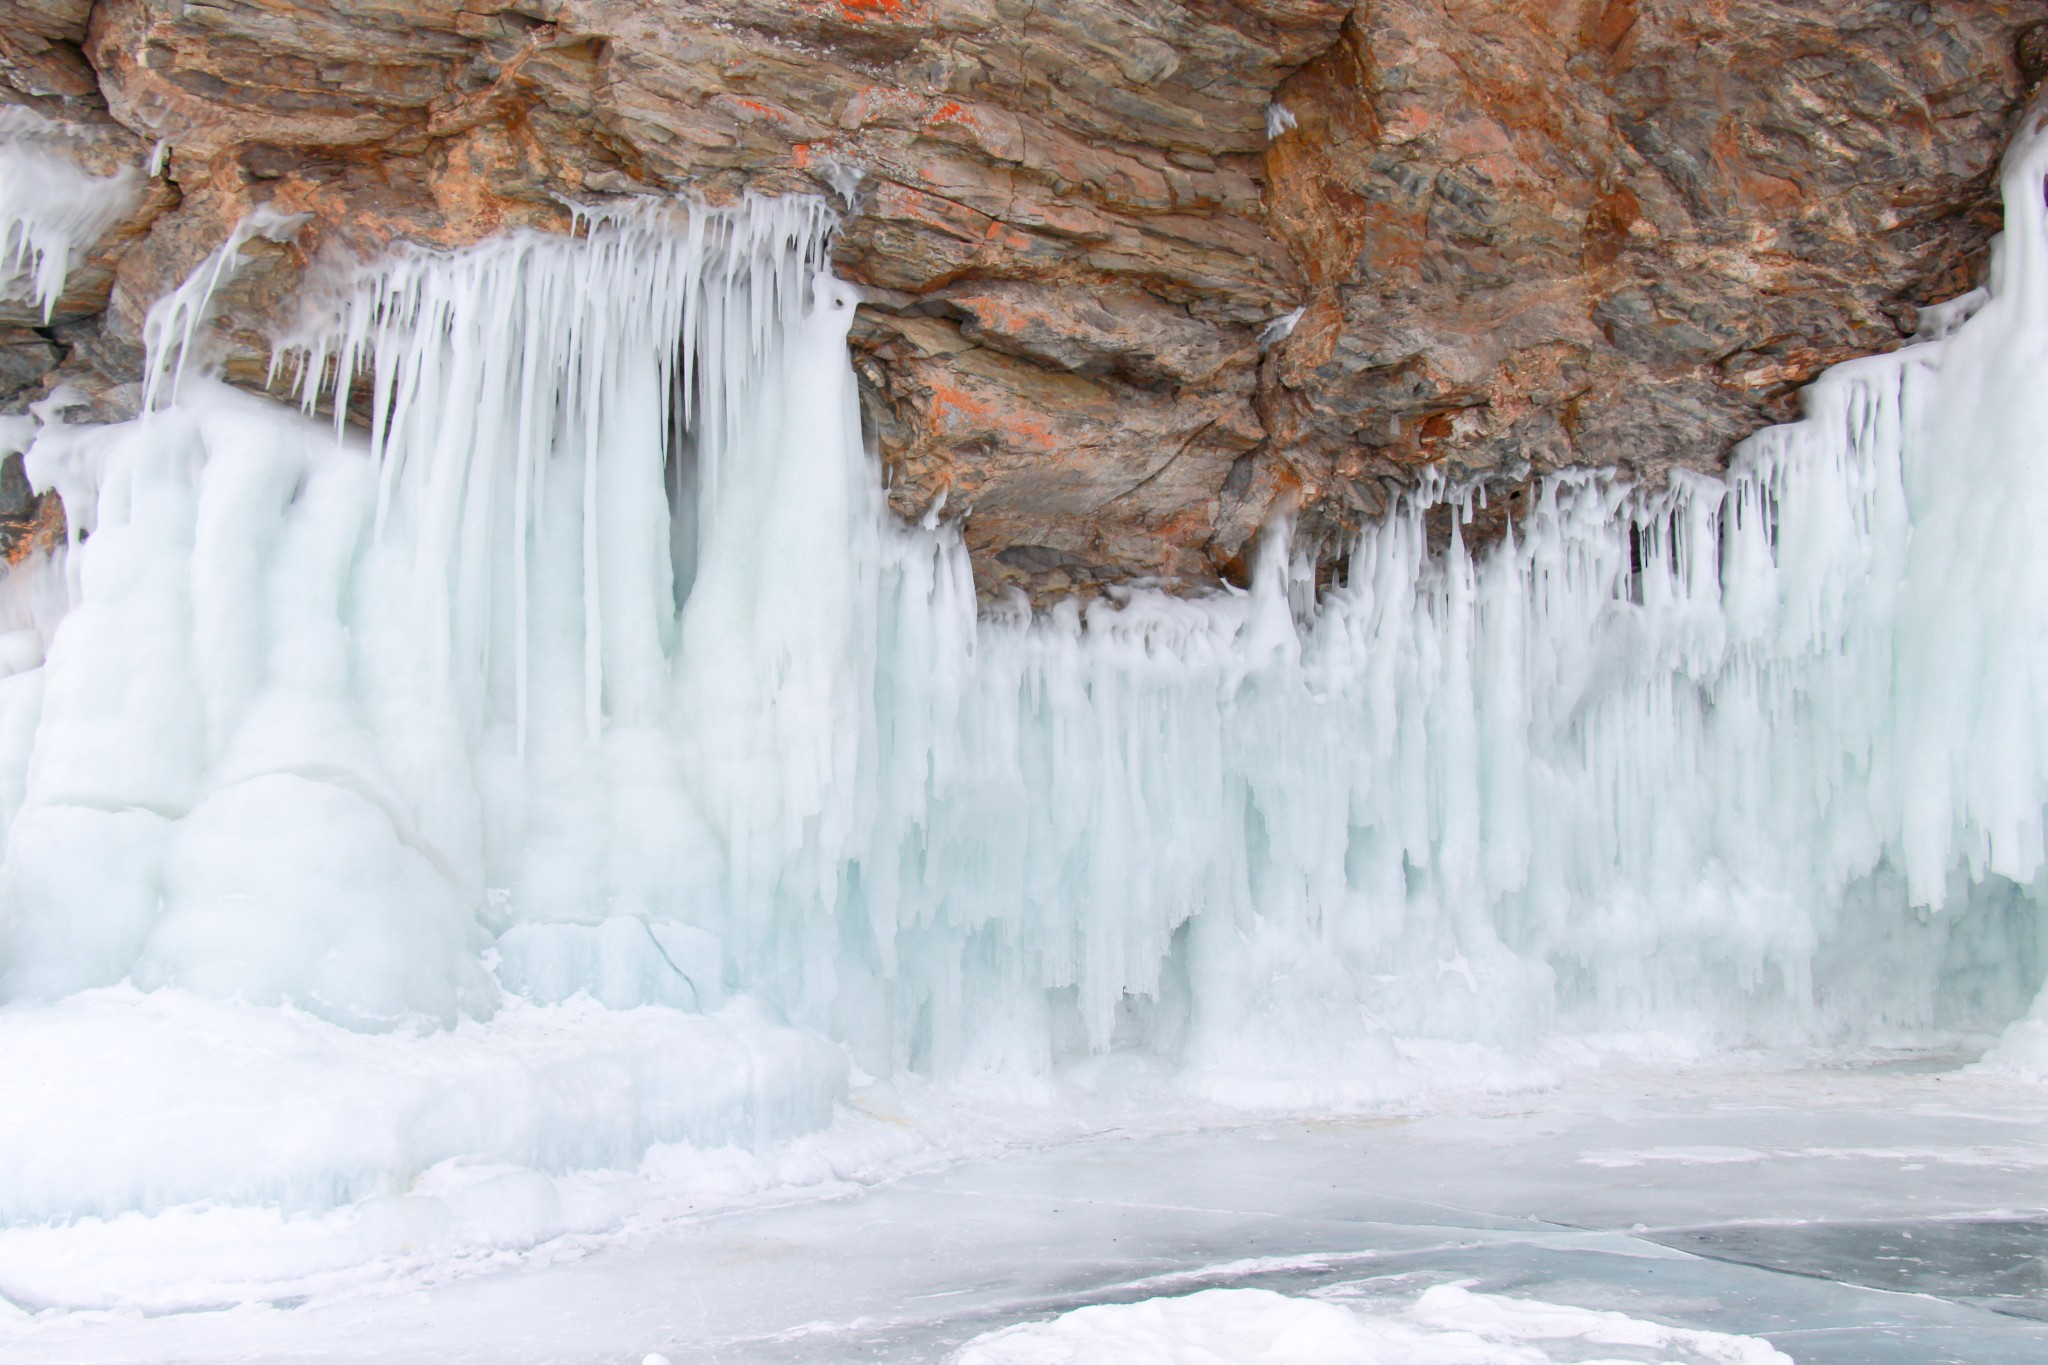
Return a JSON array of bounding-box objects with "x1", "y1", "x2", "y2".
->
[
  {"x1": 0, "y1": 0, "x2": 2041, "y2": 591},
  {"x1": 1264, "y1": 1, "x2": 2043, "y2": 557}
]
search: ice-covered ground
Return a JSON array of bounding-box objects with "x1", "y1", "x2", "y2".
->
[{"x1": 2, "y1": 1053, "x2": 2043, "y2": 1364}]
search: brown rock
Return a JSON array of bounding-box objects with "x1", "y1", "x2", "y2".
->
[
  {"x1": 855, "y1": 307, "x2": 1264, "y2": 590},
  {"x1": 0, "y1": 325, "x2": 60, "y2": 399},
  {"x1": 0, "y1": 1, "x2": 99, "y2": 103},
  {"x1": 1, "y1": 0, "x2": 2039, "y2": 596},
  {"x1": 1261, "y1": 1, "x2": 2041, "y2": 550}
]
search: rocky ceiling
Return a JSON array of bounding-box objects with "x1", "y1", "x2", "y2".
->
[{"x1": 2, "y1": 0, "x2": 2042, "y2": 594}]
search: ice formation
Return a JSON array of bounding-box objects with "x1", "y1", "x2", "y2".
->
[
  {"x1": 0, "y1": 108, "x2": 140, "y2": 321},
  {"x1": 0, "y1": 97, "x2": 2044, "y2": 1216},
  {"x1": 948, "y1": 1285, "x2": 1793, "y2": 1365}
]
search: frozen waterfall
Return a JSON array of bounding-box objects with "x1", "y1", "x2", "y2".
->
[{"x1": 0, "y1": 101, "x2": 2046, "y2": 1219}]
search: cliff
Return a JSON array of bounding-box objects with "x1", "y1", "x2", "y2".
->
[{"x1": 2, "y1": 0, "x2": 2042, "y2": 592}]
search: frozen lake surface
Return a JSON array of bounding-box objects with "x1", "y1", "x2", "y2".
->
[{"x1": 5, "y1": 1055, "x2": 2045, "y2": 1364}]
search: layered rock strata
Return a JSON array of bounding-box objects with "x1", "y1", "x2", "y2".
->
[{"x1": 1, "y1": 0, "x2": 2041, "y2": 592}]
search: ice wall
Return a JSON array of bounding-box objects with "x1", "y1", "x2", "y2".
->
[{"x1": 0, "y1": 97, "x2": 2044, "y2": 1191}]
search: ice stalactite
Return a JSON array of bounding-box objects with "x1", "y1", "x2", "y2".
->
[
  {"x1": 0, "y1": 108, "x2": 139, "y2": 322},
  {"x1": 0, "y1": 101, "x2": 2043, "y2": 1216}
]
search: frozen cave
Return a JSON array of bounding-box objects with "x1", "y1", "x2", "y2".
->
[{"x1": 0, "y1": 49, "x2": 2044, "y2": 1365}]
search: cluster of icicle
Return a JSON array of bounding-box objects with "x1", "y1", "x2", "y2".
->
[
  {"x1": 0, "y1": 100, "x2": 2045, "y2": 1111},
  {"x1": 0, "y1": 107, "x2": 138, "y2": 322}
]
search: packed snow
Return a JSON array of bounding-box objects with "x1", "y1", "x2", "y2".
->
[{"x1": 948, "y1": 1285, "x2": 1793, "y2": 1365}]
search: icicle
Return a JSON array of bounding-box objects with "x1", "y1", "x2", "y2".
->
[
  {"x1": 141, "y1": 208, "x2": 307, "y2": 413},
  {"x1": 0, "y1": 109, "x2": 142, "y2": 322}
]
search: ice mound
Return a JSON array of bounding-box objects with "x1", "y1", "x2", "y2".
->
[
  {"x1": 0, "y1": 985, "x2": 845, "y2": 1225},
  {"x1": 1974, "y1": 992, "x2": 2048, "y2": 1083},
  {"x1": 949, "y1": 1284, "x2": 1793, "y2": 1364}
]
